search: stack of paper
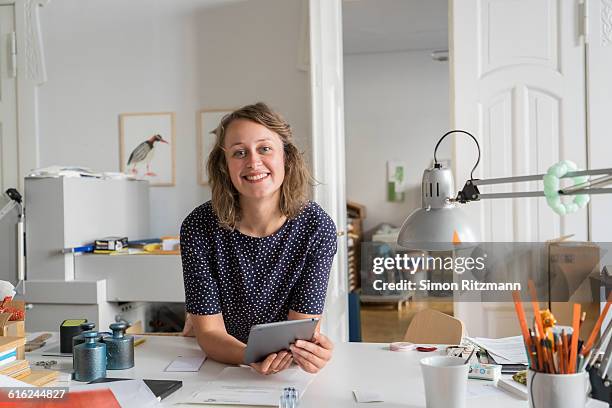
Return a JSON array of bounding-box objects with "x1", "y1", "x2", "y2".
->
[
  {"x1": 0, "y1": 337, "x2": 24, "y2": 367},
  {"x1": 183, "y1": 366, "x2": 315, "y2": 406},
  {"x1": 497, "y1": 376, "x2": 528, "y2": 400},
  {"x1": 466, "y1": 336, "x2": 528, "y2": 364}
]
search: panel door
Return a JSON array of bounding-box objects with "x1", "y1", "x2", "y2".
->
[
  {"x1": 586, "y1": 0, "x2": 612, "y2": 242},
  {"x1": 451, "y1": 0, "x2": 588, "y2": 243},
  {"x1": 451, "y1": 0, "x2": 588, "y2": 337}
]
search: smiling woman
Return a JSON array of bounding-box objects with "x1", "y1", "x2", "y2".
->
[{"x1": 180, "y1": 102, "x2": 338, "y2": 376}]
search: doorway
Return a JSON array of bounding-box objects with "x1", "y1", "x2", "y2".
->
[{"x1": 342, "y1": 0, "x2": 453, "y2": 342}]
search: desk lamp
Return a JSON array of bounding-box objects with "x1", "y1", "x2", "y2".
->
[
  {"x1": 397, "y1": 130, "x2": 612, "y2": 250},
  {"x1": 0, "y1": 188, "x2": 25, "y2": 294}
]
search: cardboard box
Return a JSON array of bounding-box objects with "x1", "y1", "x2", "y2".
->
[
  {"x1": 0, "y1": 300, "x2": 25, "y2": 360},
  {"x1": 549, "y1": 242, "x2": 600, "y2": 302},
  {"x1": 548, "y1": 242, "x2": 601, "y2": 340}
]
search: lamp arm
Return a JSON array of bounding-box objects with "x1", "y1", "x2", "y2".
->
[
  {"x1": 476, "y1": 188, "x2": 612, "y2": 200},
  {"x1": 455, "y1": 168, "x2": 612, "y2": 203}
]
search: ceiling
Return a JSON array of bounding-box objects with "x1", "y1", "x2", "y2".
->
[{"x1": 342, "y1": 0, "x2": 448, "y2": 55}]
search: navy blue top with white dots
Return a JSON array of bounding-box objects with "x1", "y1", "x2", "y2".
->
[{"x1": 180, "y1": 200, "x2": 337, "y2": 343}]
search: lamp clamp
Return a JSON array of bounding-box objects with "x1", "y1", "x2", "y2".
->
[{"x1": 456, "y1": 179, "x2": 481, "y2": 203}]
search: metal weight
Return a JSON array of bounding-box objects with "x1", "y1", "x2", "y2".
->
[
  {"x1": 73, "y1": 331, "x2": 106, "y2": 382},
  {"x1": 72, "y1": 322, "x2": 97, "y2": 349},
  {"x1": 103, "y1": 322, "x2": 134, "y2": 370}
]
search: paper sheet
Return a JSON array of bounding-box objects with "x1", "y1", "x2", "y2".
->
[
  {"x1": 466, "y1": 336, "x2": 529, "y2": 364},
  {"x1": 466, "y1": 381, "x2": 505, "y2": 398},
  {"x1": 164, "y1": 355, "x2": 206, "y2": 372},
  {"x1": 183, "y1": 366, "x2": 315, "y2": 406},
  {"x1": 588, "y1": 398, "x2": 610, "y2": 408},
  {"x1": 353, "y1": 389, "x2": 384, "y2": 403},
  {"x1": 70, "y1": 379, "x2": 160, "y2": 407}
]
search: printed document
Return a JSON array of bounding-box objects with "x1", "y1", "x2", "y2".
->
[
  {"x1": 183, "y1": 366, "x2": 315, "y2": 406},
  {"x1": 466, "y1": 336, "x2": 528, "y2": 364}
]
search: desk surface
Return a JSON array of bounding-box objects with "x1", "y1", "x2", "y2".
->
[{"x1": 27, "y1": 335, "x2": 528, "y2": 407}]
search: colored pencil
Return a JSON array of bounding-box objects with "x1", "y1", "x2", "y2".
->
[
  {"x1": 551, "y1": 336, "x2": 559, "y2": 374},
  {"x1": 528, "y1": 280, "x2": 546, "y2": 344},
  {"x1": 582, "y1": 290, "x2": 612, "y2": 357},
  {"x1": 559, "y1": 330, "x2": 566, "y2": 374},
  {"x1": 569, "y1": 304, "x2": 581, "y2": 373},
  {"x1": 562, "y1": 330, "x2": 569, "y2": 374},
  {"x1": 512, "y1": 291, "x2": 534, "y2": 368}
]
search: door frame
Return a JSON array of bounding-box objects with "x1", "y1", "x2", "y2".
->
[
  {"x1": 309, "y1": 0, "x2": 349, "y2": 343},
  {"x1": 0, "y1": 0, "x2": 48, "y2": 190}
]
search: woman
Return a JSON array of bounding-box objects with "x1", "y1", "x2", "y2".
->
[{"x1": 180, "y1": 102, "x2": 337, "y2": 375}]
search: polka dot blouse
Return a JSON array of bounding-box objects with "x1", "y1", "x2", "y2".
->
[{"x1": 180, "y1": 200, "x2": 337, "y2": 343}]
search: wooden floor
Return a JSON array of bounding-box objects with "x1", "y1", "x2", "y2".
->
[{"x1": 359, "y1": 298, "x2": 454, "y2": 343}]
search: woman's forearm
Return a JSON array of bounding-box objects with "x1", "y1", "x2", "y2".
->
[{"x1": 196, "y1": 329, "x2": 247, "y2": 365}]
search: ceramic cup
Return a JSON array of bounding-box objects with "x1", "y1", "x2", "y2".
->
[
  {"x1": 527, "y1": 369, "x2": 589, "y2": 408},
  {"x1": 420, "y1": 356, "x2": 469, "y2": 408}
]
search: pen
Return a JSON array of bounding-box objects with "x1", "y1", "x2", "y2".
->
[
  {"x1": 585, "y1": 317, "x2": 612, "y2": 370},
  {"x1": 61, "y1": 245, "x2": 94, "y2": 254},
  {"x1": 529, "y1": 329, "x2": 541, "y2": 372},
  {"x1": 598, "y1": 329, "x2": 612, "y2": 377}
]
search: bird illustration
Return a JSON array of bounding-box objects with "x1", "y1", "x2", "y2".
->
[{"x1": 127, "y1": 134, "x2": 168, "y2": 176}]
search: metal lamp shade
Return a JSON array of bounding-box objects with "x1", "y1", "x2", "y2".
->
[
  {"x1": 397, "y1": 206, "x2": 477, "y2": 251},
  {"x1": 397, "y1": 165, "x2": 477, "y2": 251}
]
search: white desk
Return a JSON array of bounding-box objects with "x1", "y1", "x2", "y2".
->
[{"x1": 27, "y1": 335, "x2": 528, "y2": 407}]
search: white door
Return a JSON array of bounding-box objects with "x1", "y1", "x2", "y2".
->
[
  {"x1": 451, "y1": 0, "x2": 588, "y2": 337},
  {"x1": 586, "y1": 0, "x2": 612, "y2": 242},
  {"x1": 0, "y1": 5, "x2": 17, "y2": 193},
  {"x1": 309, "y1": 0, "x2": 349, "y2": 343},
  {"x1": 451, "y1": 0, "x2": 588, "y2": 243}
]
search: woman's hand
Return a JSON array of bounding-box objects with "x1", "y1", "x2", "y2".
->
[
  {"x1": 182, "y1": 313, "x2": 195, "y2": 337},
  {"x1": 290, "y1": 332, "x2": 333, "y2": 373},
  {"x1": 250, "y1": 351, "x2": 293, "y2": 375}
]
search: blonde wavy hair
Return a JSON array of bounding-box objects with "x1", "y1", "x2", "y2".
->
[{"x1": 207, "y1": 102, "x2": 313, "y2": 230}]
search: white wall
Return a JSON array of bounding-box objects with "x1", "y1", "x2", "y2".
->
[
  {"x1": 38, "y1": 0, "x2": 310, "y2": 237},
  {"x1": 344, "y1": 50, "x2": 450, "y2": 232}
]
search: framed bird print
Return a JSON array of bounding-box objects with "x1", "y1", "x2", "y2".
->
[
  {"x1": 197, "y1": 108, "x2": 234, "y2": 186},
  {"x1": 119, "y1": 112, "x2": 176, "y2": 186}
]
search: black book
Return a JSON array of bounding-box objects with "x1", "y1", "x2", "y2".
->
[{"x1": 88, "y1": 378, "x2": 183, "y2": 401}]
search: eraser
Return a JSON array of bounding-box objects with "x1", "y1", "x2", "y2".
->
[
  {"x1": 389, "y1": 342, "x2": 416, "y2": 352},
  {"x1": 468, "y1": 363, "x2": 501, "y2": 381}
]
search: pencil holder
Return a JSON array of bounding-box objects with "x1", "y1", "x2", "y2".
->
[{"x1": 527, "y1": 369, "x2": 589, "y2": 408}]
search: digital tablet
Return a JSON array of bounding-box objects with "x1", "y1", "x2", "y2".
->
[{"x1": 244, "y1": 318, "x2": 319, "y2": 364}]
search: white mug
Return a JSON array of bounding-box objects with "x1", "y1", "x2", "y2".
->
[
  {"x1": 527, "y1": 369, "x2": 589, "y2": 408},
  {"x1": 420, "y1": 356, "x2": 469, "y2": 408}
]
